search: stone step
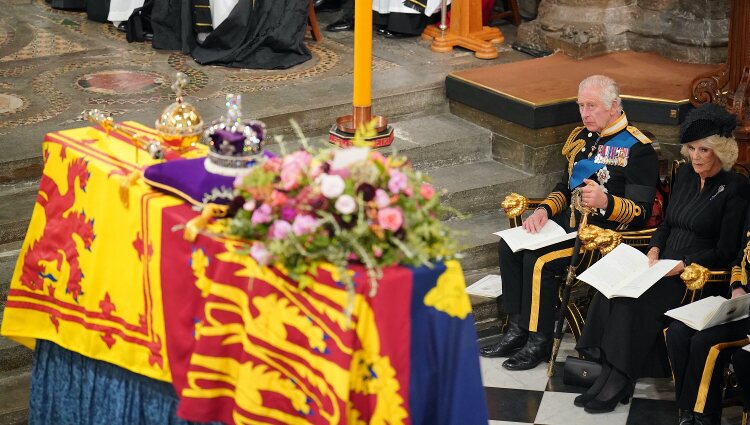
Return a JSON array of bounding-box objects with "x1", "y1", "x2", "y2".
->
[
  {"x1": 0, "y1": 185, "x2": 37, "y2": 246},
  {"x1": 428, "y1": 159, "x2": 561, "y2": 217},
  {"x1": 267, "y1": 112, "x2": 494, "y2": 171},
  {"x1": 0, "y1": 364, "x2": 30, "y2": 425},
  {"x1": 450, "y1": 210, "x2": 508, "y2": 272}
]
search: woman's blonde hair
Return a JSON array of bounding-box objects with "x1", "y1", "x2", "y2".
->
[{"x1": 680, "y1": 134, "x2": 739, "y2": 171}]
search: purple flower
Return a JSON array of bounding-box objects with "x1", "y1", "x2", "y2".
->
[
  {"x1": 356, "y1": 183, "x2": 376, "y2": 202},
  {"x1": 335, "y1": 194, "x2": 357, "y2": 215},
  {"x1": 251, "y1": 203, "x2": 272, "y2": 224},
  {"x1": 292, "y1": 215, "x2": 320, "y2": 236},
  {"x1": 280, "y1": 206, "x2": 297, "y2": 221},
  {"x1": 250, "y1": 243, "x2": 271, "y2": 265},
  {"x1": 388, "y1": 169, "x2": 408, "y2": 194},
  {"x1": 268, "y1": 220, "x2": 292, "y2": 240}
]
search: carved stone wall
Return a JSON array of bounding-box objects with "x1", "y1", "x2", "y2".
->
[{"x1": 516, "y1": 0, "x2": 730, "y2": 63}]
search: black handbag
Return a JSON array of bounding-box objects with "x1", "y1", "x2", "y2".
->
[{"x1": 563, "y1": 356, "x2": 602, "y2": 388}]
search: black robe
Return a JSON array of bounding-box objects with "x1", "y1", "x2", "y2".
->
[
  {"x1": 192, "y1": 0, "x2": 311, "y2": 69},
  {"x1": 151, "y1": 0, "x2": 311, "y2": 69}
]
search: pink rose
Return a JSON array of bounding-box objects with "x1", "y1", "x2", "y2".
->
[
  {"x1": 373, "y1": 246, "x2": 383, "y2": 258},
  {"x1": 388, "y1": 169, "x2": 408, "y2": 194},
  {"x1": 268, "y1": 220, "x2": 292, "y2": 240},
  {"x1": 335, "y1": 194, "x2": 357, "y2": 215},
  {"x1": 280, "y1": 165, "x2": 302, "y2": 191},
  {"x1": 378, "y1": 207, "x2": 404, "y2": 232},
  {"x1": 292, "y1": 215, "x2": 319, "y2": 236},
  {"x1": 374, "y1": 189, "x2": 391, "y2": 208},
  {"x1": 250, "y1": 243, "x2": 271, "y2": 265},
  {"x1": 320, "y1": 174, "x2": 345, "y2": 199},
  {"x1": 251, "y1": 204, "x2": 272, "y2": 224},
  {"x1": 420, "y1": 183, "x2": 435, "y2": 200}
]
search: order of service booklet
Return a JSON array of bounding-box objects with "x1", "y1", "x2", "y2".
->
[
  {"x1": 465, "y1": 274, "x2": 503, "y2": 298},
  {"x1": 665, "y1": 294, "x2": 750, "y2": 331},
  {"x1": 576, "y1": 243, "x2": 680, "y2": 299},
  {"x1": 493, "y1": 220, "x2": 577, "y2": 253}
]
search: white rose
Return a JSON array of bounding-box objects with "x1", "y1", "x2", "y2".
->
[
  {"x1": 335, "y1": 194, "x2": 357, "y2": 215},
  {"x1": 320, "y1": 174, "x2": 345, "y2": 199}
]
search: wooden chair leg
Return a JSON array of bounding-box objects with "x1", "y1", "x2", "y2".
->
[
  {"x1": 508, "y1": 0, "x2": 521, "y2": 26},
  {"x1": 308, "y1": 0, "x2": 322, "y2": 41},
  {"x1": 742, "y1": 410, "x2": 747, "y2": 425}
]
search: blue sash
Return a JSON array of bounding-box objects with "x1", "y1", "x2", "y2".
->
[{"x1": 569, "y1": 131, "x2": 638, "y2": 190}]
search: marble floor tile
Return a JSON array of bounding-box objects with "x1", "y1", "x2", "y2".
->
[
  {"x1": 633, "y1": 377, "x2": 675, "y2": 401},
  {"x1": 625, "y1": 398, "x2": 677, "y2": 425},
  {"x1": 481, "y1": 356, "x2": 552, "y2": 391},
  {"x1": 534, "y1": 391, "x2": 630, "y2": 425},
  {"x1": 485, "y1": 387, "x2": 544, "y2": 423}
]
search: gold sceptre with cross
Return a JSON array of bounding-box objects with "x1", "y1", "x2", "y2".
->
[{"x1": 81, "y1": 109, "x2": 165, "y2": 162}]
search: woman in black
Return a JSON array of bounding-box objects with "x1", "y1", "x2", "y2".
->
[
  {"x1": 666, "y1": 207, "x2": 750, "y2": 425},
  {"x1": 573, "y1": 103, "x2": 750, "y2": 414}
]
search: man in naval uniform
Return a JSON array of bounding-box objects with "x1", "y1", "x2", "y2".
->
[{"x1": 480, "y1": 75, "x2": 659, "y2": 371}]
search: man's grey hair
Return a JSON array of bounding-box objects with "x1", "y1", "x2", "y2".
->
[{"x1": 578, "y1": 75, "x2": 622, "y2": 112}]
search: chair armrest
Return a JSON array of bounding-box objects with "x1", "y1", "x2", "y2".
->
[
  {"x1": 500, "y1": 193, "x2": 544, "y2": 228},
  {"x1": 617, "y1": 227, "x2": 657, "y2": 250}
]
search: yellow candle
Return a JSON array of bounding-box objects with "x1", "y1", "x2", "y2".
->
[{"x1": 352, "y1": 0, "x2": 372, "y2": 107}]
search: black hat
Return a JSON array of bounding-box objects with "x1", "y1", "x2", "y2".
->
[{"x1": 680, "y1": 103, "x2": 737, "y2": 144}]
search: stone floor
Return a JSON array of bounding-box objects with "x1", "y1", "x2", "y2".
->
[
  {"x1": 480, "y1": 333, "x2": 746, "y2": 425},
  {"x1": 0, "y1": 0, "x2": 529, "y2": 171}
]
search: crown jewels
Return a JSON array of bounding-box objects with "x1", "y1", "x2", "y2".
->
[{"x1": 202, "y1": 94, "x2": 266, "y2": 176}]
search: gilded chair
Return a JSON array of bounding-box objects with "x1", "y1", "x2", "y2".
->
[{"x1": 499, "y1": 159, "x2": 746, "y2": 341}]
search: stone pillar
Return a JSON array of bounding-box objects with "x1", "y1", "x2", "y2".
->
[{"x1": 516, "y1": 0, "x2": 729, "y2": 63}]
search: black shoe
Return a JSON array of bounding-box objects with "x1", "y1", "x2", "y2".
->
[
  {"x1": 679, "y1": 410, "x2": 695, "y2": 425},
  {"x1": 117, "y1": 22, "x2": 127, "y2": 33},
  {"x1": 501, "y1": 332, "x2": 551, "y2": 370},
  {"x1": 693, "y1": 412, "x2": 720, "y2": 425},
  {"x1": 374, "y1": 26, "x2": 413, "y2": 38},
  {"x1": 583, "y1": 370, "x2": 632, "y2": 414},
  {"x1": 479, "y1": 315, "x2": 528, "y2": 358},
  {"x1": 573, "y1": 361, "x2": 611, "y2": 407},
  {"x1": 325, "y1": 17, "x2": 354, "y2": 32},
  {"x1": 314, "y1": 0, "x2": 341, "y2": 12}
]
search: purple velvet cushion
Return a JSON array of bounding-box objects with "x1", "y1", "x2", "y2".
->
[{"x1": 143, "y1": 158, "x2": 236, "y2": 206}]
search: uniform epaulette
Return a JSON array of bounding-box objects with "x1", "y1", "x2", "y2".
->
[{"x1": 626, "y1": 126, "x2": 652, "y2": 144}]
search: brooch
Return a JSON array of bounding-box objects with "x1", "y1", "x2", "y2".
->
[{"x1": 709, "y1": 185, "x2": 725, "y2": 201}]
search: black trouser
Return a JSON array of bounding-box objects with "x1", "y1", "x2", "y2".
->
[
  {"x1": 497, "y1": 238, "x2": 572, "y2": 335},
  {"x1": 666, "y1": 318, "x2": 750, "y2": 414},
  {"x1": 732, "y1": 348, "x2": 750, "y2": 411}
]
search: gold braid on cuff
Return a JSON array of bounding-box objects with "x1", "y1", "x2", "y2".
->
[{"x1": 681, "y1": 263, "x2": 710, "y2": 291}]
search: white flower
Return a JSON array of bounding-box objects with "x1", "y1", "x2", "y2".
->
[
  {"x1": 320, "y1": 174, "x2": 345, "y2": 199},
  {"x1": 335, "y1": 194, "x2": 357, "y2": 215}
]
